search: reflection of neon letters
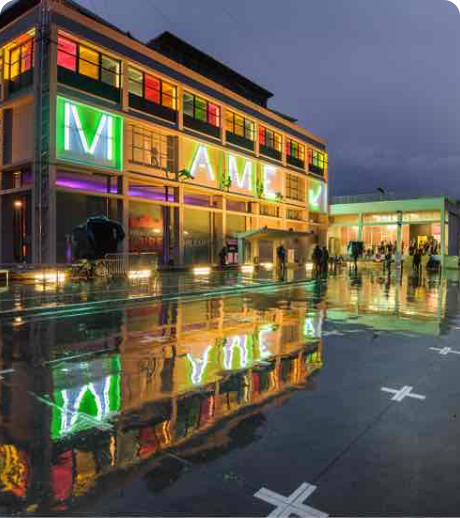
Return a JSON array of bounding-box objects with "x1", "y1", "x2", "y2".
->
[
  {"x1": 228, "y1": 155, "x2": 253, "y2": 190},
  {"x1": 223, "y1": 336, "x2": 249, "y2": 370},
  {"x1": 54, "y1": 376, "x2": 120, "y2": 438},
  {"x1": 258, "y1": 326, "x2": 275, "y2": 359},
  {"x1": 309, "y1": 184, "x2": 322, "y2": 209},
  {"x1": 304, "y1": 314, "x2": 323, "y2": 338},
  {"x1": 190, "y1": 145, "x2": 215, "y2": 181},
  {"x1": 263, "y1": 165, "x2": 277, "y2": 199},
  {"x1": 187, "y1": 346, "x2": 213, "y2": 385}
]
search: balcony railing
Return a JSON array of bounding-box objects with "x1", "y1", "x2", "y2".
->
[
  {"x1": 129, "y1": 94, "x2": 177, "y2": 123},
  {"x1": 58, "y1": 66, "x2": 121, "y2": 104},
  {"x1": 184, "y1": 114, "x2": 220, "y2": 138},
  {"x1": 7, "y1": 69, "x2": 34, "y2": 95},
  {"x1": 286, "y1": 155, "x2": 304, "y2": 170},
  {"x1": 332, "y1": 191, "x2": 456, "y2": 205},
  {"x1": 226, "y1": 131, "x2": 254, "y2": 151},
  {"x1": 260, "y1": 144, "x2": 282, "y2": 161}
]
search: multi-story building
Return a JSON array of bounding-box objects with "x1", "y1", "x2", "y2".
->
[{"x1": 0, "y1": 0, "x2": 328, "y2": 266}]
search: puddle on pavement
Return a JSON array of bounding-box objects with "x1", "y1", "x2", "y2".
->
[{"x1": 0, "y1": 268, "x2": 457, "y2": 514}]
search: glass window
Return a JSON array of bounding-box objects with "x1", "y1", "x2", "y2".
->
[
  {"x1": 183, "y1": 92, "x2": 220, "y2": 127},
  {"x1": 57, "y1": 36, "x2": 77, "y2": 71},
  {"x1": 21, "y1": 40, "x2": 33, "y2": 72},
  {"x1": 183, "y1": 92, "x2": 194, "y2": 117},
  {"x1": 79, "y1": 45, "x2": 99, "y2": 80},
  {"x1": 101, "y1": 55, "x2": 120, "y2": 88},
  {"x1": 308, "y1": 149, "x2": 328, "y2": 174},
  {"x1": 286, "y1": 173, "x2": 305, "y2": 201},
  {"x1": 128, "y1": 67, "x2": 143, "y2": 97},
  {"x1": 9, "y1": 47, "x2": 20, "y2": 79},
  {"x1": 286, "y1": 138, "x2": 305, "y2": 161},
  {"x1": 226, "y1": 111, "x2": 255, "y2": 141},
  {"x1": 127, "y1": 124, "x2": 176, "y2": 172},
  {"x1": 145, "y1": 74, "x2": 160, "y2": 104},
  {"x1": 162, "y1": 81, "x2": 176, "y2": 109}
]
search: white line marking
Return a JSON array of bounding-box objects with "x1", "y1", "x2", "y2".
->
[
  {"x1": 430, "y1": 347, "x2": 460, "y2": 356},
  {"x1": 0, "y1": 369, "x2": 14, "y2": 375},
  {"x1": 381, "y1": 385, "x2": 426, "y2": 402},
  {"x1": 254, "y1": 482, "x2": 328, "y2": 518}
]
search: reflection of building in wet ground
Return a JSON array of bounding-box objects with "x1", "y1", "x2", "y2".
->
[
  {"x1": 325, "y1": 270, "x2": 456, "y2": 336},
  {"x1": 0, "y1": 298, "x2": 323, "y2": 513}
]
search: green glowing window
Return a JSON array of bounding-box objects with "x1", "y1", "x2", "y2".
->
[
  {"x1": 308, "y1": 149, "x2": 328, "y2": 175},
  {"x1": 286, "y1": 138, "x2": 305, "y2": 162}
]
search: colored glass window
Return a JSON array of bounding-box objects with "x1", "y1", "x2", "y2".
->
[
  {"x1": 183, "y1": 91, "x2": 220, "y2": 127},
  {"x1": 128, "y1": 67, "x2": 177, "y2": 110},
  {"x1": 286, "y1": 138, "x2": 305, "y2": 161},
  {"x1": 226, "y1": 110, "x2": 254, "y2": 141},
  {"x1": 308, "y1": 149, "x2": 328, "y2": 174},
  {"x1": 128, "y1": 68, "x2": 143, "y2": 97},
  {"x1": 57, "y1": 36, "x2": 77, "y2": 71},
  {"x1": 78, "y1": 45, "x2": 98, "y2": 80},
  {"x1": 9, "y1": 47, "x2": 20, "y2": 79},
  {"x1": 145, "y1": 74, "x2": 160, "y2": 104},
  {"x1": 101, "y1": 55, "x2": 120, "y2": 88},
  {"x1": 259, "y1": 126, "x2": 281, "y2": 152},
  {"x1": 286, "y1": 173, "x2": 305, "y2": 201}
]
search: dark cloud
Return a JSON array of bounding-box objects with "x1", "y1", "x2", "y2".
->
[{"x1": 77, "y1": 0, "x2": 460, "y2": 198}]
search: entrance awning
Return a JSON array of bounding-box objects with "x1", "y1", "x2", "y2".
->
[{"x1": 236, "y1": 228, "x2": 315, "y2": 242}]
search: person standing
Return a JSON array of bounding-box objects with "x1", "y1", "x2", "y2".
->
[
  {"x1": 312, "y1": 245, "x2": 323, "y2": 276},
  {"x1": 413, "y1": 247, "x2": 422, "y2": 274},
  {"x1": 218, "y1": 246, "x2": 228, "y2": 268},
  {"x1": 277, "y1": 244, "x2": 287, "y2": 275},
  {"x1": 321, "y1": 246, "x2": 330, "y2": 274}
]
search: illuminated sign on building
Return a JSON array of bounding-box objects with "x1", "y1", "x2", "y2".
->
[
  {"x1": 190, "y1": 145, "x2": 216, "y2": 181},
  {"x1": 223, "y1": 335, "x2": 251, "y2": 370},
  {"x1": 56, "y1": 96, "x2": 123, "y2": 171},
  {"x1": 263, "y1": 165, "x2": 278, "y2": 200},
  {"x1": 308, "y1": 179, "x2": 328, "y2": 213},
  {"x1": 187, "y1": 346, "x2": 213, "y2": 385},
  {"x1": 227, "y1": 154, "x2": 255, "y2": 194},
  {"x1": 51, "y1": 356, "x2": 121, "y2": 440},
  {"x1": 183, "y1": 139, "x2": 222, "y2": 188}
]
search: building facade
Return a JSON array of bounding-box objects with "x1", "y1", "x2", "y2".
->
[
  {"x1": 329, "y1": 194, "x2": 460, "y2": 267},
  {"x1": 0, "y1": 0, "x2": 328, "y2": 266}
]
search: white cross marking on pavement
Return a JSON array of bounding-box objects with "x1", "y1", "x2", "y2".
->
[
  {"x1": 381, "y1": 385, "x2": 426, "y2": 402},
  {"x1": 430, "y1": 346, "x2": 460, "y2": 356},
  {"x1": 254, "y1": 482, "x2": 328, "y2": 517}
]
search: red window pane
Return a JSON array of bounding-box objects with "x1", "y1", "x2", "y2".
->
[
  {"x1": 286, "y1": 141, "x2": 291, "y2": 156},
  {"x1": 21, "y1": 41, "x2": 33, "y2": 72},
  {"x1": 308, "y1": 148, "x2": 313, "y2": 164},
  {"x1": 208, "y1": 103, "x2": 219, "y2": 126},
  {"x1": 57, "y1": 36, "x2": 77, "y2": 71},
  {"x1": 145, "y1": 75, "x2": 160, "y2": 104},
  {"x1": 259, "y1": 127, "x2": 265, "y2": 145}
]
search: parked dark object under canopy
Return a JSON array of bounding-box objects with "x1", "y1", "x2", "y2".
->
[{"x1": 72, "y1": 216, "x2": 125, "y2": 261}]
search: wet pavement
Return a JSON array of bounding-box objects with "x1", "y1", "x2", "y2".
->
[
  {"x1": 0, "y1": 268, "x2": 460, "y2": 516},
  {"x1": 0, "y1": 268, "x2": 310, "y2": 317}
]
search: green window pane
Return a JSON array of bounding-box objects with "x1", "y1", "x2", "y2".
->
[
  {"x1": 101, "y1": 55, "x2": 120, "y2": 88},
  {"x1": 128, "y1": 68, "x2": 143, "y2": 97}
]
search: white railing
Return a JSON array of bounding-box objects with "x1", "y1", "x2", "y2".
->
[{"x1": 104, "y1": 252, "x2": 159, "y2": 277}]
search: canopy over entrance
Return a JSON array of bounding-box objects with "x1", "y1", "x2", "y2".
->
[{"x1": 235, "y1": 228, "x2": 316, "y2": 265}]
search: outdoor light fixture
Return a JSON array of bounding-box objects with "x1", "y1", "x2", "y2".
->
[
  {"x1": 128, "y1": 270, "x2": 152, "y2": 279},
  {"x1": 260, "y1": 262, "x2": 274, "y2": 270},
  {"x1": 35, "y1": 272, "x2": 67, "y2": 283},
  {"x1": 241, "y1": 264, "x2": 255, "y2": 273},
  {"x1": 14, "y1": 201, "x2": 22, "y2": 208},
  {"x1": 193, "y1": 266, "x2": 211, "y2": 275},
  {"x1": 305, "y1": 262, "x2": 314, "y2": 271}
]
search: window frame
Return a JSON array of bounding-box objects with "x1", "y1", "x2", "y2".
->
[
  {"x1": 308, "y1": 149, "x2": 328, "y2": 175},
  {"x1": 57, "y1": 34, "x2": 121, "y2": 89},
  {"x1": 183, "y1": 91, "x2": 221, "y2": 127},
  {"x1": 127, "y1": 123, "x2": 175, "y2": 172},
  {"x1": 226, "y1": 110, "x2": 255, "y2": 141},
  {"x1": 286, "y1": 173, "x2": 305, "y2": 202},
  {"x1": 129, "y1": 66, "x2": 177, "y2": 110},
  {"x1": 6, "y1": 36, "x2": 34, "y2": 81},
  {"x1": 259, "y1": 125, "x2": 282, "y2": 152},
  {"x1": 286, "y1": 138, "x2": 305, "y2": 162}
]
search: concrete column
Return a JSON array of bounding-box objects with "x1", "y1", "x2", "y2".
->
[
  {"x1": 255, "y1": 121, "x2": 260, "y2": 157},
  {"x1": 121, "y1": 61, "x2": 129, "y2": 111},
  {"x1": 357, "y1": 212, "x2": 363, "y2": 242},
  {"x1": 441, "y1": 204, "x2": 446, "y2": 267},
  {"x1": 272, "y1": 239, "x2": 279, "y2": 266},
  {"x1": 221, "y1": 106, "x2": 227, "y2": 146},
  {"x1": 176, "y1": 85, "x2": 184, "y2": 131},
  {"x1": 122, "y1": 176, "x2": 129, "y2": 255},
  {"x1": 177, "y1": 185, "x2": 185, "y2": 266}
]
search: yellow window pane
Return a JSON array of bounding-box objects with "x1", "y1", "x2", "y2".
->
[
  {"x1": 9, "y1": 48, "x2": 20, "y2": 79},
  {"x1": 162, "y1": 81, "x2": 176, "y2": 109},
  {"x1": 79, "y1": 46, "x2": 99, "y2": 80}
]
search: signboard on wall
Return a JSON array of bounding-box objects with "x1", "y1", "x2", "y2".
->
[
  {"x1": 56, "y1": 96, "x2": 123, "y2": 171},
  {"x1": 308, "y1": 179, "x2": 328, "y2": 213},
  {"x1": 182, "y1": 139, "x2": 222, "y2": 189},
  {"x1": 226, "y1": 153, "x2": 256, "y2": 195},
  {"x1": 262, "y1": 164, "x2": 282, "y2": 200}
]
